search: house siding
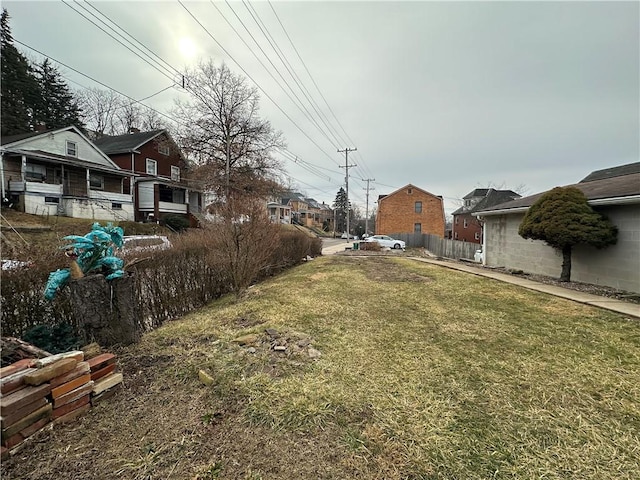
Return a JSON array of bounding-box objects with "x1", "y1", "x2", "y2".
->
[
  {"x1": 483, "y1": 204, "x2": 640, "y2": 293},
  {"x1": 453, "y1": 212, "x2": 482, "y2": 242},
  {"x1": 376, "y1": 186, "x2": 445, "y2": 237}
]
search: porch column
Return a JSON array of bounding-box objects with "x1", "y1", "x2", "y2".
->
[
  {"x1": 0, "y1": 154, "x2": 5, "y2": 199},
  {"x1": 21, "y1": 154, "x2": 26, "y2": 182},
  {"x1": 86, "y1": 168, "x2": 91, "y2": 195}
]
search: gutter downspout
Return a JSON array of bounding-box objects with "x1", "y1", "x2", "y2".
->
[
  {"x1": 479, "y1": 215, "x2": 487, "y2": 266},
  {"x1": 0, "y1": 153, "x2": 5, "y2": 200}
]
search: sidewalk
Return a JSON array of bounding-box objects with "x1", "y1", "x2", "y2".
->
[{"x1": 321, "y1": 244, "x2": 640, "y2": 319}]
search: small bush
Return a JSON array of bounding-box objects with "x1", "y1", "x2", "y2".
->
[
  {"x1": 23, "y1": 323, "x2": 81, "y2": 354},
  {"x1": 360, "y1": 241, "x2": 381, "y2": 251},
  {"x1": 162, "y1": 214, "x2": 191, "y2": 232}
]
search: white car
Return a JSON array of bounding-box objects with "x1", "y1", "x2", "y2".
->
[{"x1": 364, "y1": 235, "x2": 406, "y2": 249}]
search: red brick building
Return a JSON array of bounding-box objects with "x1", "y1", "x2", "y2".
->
[
  {"x1": 452, "y1": 188, "x2": 520, "y2": 243},
  {"x1": 375, "y1": 184, "x2": 445, "y2": 237}
]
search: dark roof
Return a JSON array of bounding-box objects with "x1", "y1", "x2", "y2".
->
[
  {"x1": 462, "y1": 188, "x2": 490, "y2": 199},
  {"x1": 93, "y1": 129, "x2": 165, "y2": 154},
  {"x1": 452, "y1": 189, "x2": 521, "y2": 215},
  {"x1": 580, "y1": 162, "x2": 640, "y2": 182},
  {"x1": 1, "y1": 130, "x2": 54, "y2": 145},
  {"x1": 476, "y1": 166, "x2": 640, "y2": 214}
]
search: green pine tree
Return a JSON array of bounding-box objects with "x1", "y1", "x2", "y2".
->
[
  {"x1": 33, "y1": 58, "x2": 84, "y2": 131},
  {"x1": 518, "y1": 186, "x2": 618, "y2": 282},
  {"x1": 1, "y1": 8, "x2": 41, "y2": 135}
]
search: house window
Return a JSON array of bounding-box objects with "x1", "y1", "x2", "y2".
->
[
  {"x1": 112, "y1": 203, "x2": 122, "y2": 210},
  {"x1": 463, "y1": 219, "x2": 468, "y2": 228},
  {"x1": 454, "y1": 232, "x2": 458, "y2": 239},
  {"x1": 474, "y1": 232, "x2": 480, "y2": 240},
  {"x1": 146, "y1": 158, "x2": 157, "y2": 175},
  {"x1": 454, "y1": 217, "x2": 459, "y2": 225},
  {"x1": 415, "y1": 201, "x2": 422, "y2": 213},
  {"x1": 25, "y1": 164, "x2": 47, "y2": 182},
  {"x1": 158, "y1": 143, "x2": 170, "y2": 155},
  {"x1": 66, "y1": 141, "x2": 77, "y2": 157},
  {"x1": 89, "y1": 174, "x2": 104, "y2": 190},
  {"x1": 407, "y1": 187, "x2": 413, "y2": 194},
  {"x1": 171, "y1": 166, "x2": 180, "y2": 182},
  {"x1": 414, "y1": 223, "x2": 422, "y2": 233},
  {"x1": 44, "y1": 196, "x2": 59, "y2": 204}
]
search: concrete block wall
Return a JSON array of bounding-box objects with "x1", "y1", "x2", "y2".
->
[{"x1": 484, "y1": 204, "x2": 640, "y2": 293}]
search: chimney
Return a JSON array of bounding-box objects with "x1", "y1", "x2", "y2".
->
[{"x1": 129, "y1": 127, "x2": 140, "y2": 134}]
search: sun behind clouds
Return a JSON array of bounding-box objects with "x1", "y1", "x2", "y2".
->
[{"x1": 177, "y1": 36, "x2": 197, "y2": 60}]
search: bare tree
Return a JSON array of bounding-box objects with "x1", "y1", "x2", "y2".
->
[
  {"x1": 172, "y1": 60, "x2": 284, "y2": 197},
  {"x1": 75, "y1": 87, "x2": 121, "y2": 138}
]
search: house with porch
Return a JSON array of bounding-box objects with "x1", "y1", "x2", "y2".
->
[
  {"x1": 1, "y1": 126, "x2": 134, "y2": 221},
  {"x1": 474, "y1": 162, "x2": 640, "y2": 293},
  {"x1": 94, "y1": 129, "x2": 202, "y2": 225}
]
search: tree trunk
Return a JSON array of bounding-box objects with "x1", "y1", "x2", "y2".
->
[
  {"x1": 560, "y1": 245, "x2": 572, "y2": 282},
  {"x1": 68, "y1": 274, "x2": 140, "y2": 347}
]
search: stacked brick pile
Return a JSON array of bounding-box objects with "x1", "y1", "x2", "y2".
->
[{"x1": 0, "y1": 348, "x2": 123, "y2": 459}]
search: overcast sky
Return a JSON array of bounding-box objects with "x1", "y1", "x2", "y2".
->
[{"x1": 4, "y1": 1, "x2": 639, "y2": 215}]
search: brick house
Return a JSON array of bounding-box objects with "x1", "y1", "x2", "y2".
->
[
  {"x1": 1, "y1": 126, "x2": 134, "y2": 221},
  {"x1": 375, "y1": 184, "x2": 445, "y2": 237},
  {"x1": 94, "y1": 129, "x2": 202, "y2": 224},
  {"x1": 452, "y1": 189, "x2": 520, "y2": 243}
]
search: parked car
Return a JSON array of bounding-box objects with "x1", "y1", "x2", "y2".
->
[
  {"x1": 364, "y1": 235, "x2": 406, "y2": 250},
  {"x1": 340, "y1": 232, "x2": 356, "y2": 239}
]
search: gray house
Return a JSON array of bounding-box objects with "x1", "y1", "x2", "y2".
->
[{"x1": 474, "y1": 162, "x2": 640, "y2": 293}]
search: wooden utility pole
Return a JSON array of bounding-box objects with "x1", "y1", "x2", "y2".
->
[
  {"x1": 338, "y1": 148, "x2": 357, "y2": 242},
  {"x1": 362, "y1": 178, "x2": 375, "y2": 236}
]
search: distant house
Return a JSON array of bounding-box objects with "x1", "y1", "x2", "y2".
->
[
  {"x1": 94, "y1": 129, "x2": 202, "y2": 224},
  {"x1": 267, "y1": 200, "x2": 292, "y2": 224},
  {"x1": 452, "y1": 188, "x2": 521, "y2": 243},
  {"x1": 376, "y1": 184, "x2": 445, "y2": 237},
  {"x1": 0, "y1": 126, "x2": 134, "y2": 221},
  {"x1": 474, "y1": 162, "x2": 640, "y2": 293}
]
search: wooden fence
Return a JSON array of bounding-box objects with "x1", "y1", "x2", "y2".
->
[{"x1": 391, "y1": 233, "x2": 479, "y2": 260}]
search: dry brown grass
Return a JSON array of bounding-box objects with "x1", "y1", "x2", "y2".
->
[{"x1": 3, "y1": 256, "x2": 639, "y2": 479}]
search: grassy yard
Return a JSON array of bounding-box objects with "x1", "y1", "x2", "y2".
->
[{"x1": 3, "y1": 256, "x2": 639, "y2": 479}]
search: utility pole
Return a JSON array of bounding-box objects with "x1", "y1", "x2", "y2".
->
[
  {"x1": 362, "y1": 178, "x2": 375, "y2": 236},
  {"x1": 338, "y1": 147, "x2": 357, "y2": 242}
]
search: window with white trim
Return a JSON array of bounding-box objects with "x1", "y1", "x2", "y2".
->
[
  {"x1": 112, "y1": 203, "x2": 122, "y2": 210},
  {"x1": 89, "y1": 174, "x2": 104, "y2": 190},
  {"x1": 158, "y1": 143, "x2": 170, "y2": 155},
  {"x1": 146, "y1": 158, "x2": 157, "y2": 175},
  {"x1": 463, "y1": 218, "x2": 468, "y2": 228},
  {"x1": 474, "y1": 232, "x2": 480, "y2": 240},
  {"x1": 171, "y1": 166, "x2": 180, "y2": 182},
  {"x1": 66, "y1": 141, "x2": 77, "y2": 157}
]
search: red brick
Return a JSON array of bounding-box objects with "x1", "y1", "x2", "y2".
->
[
  {"x1": 19, "y1": 416, "x2": 49, "y2": 439},
  {"x1": 87, "y1": 353, "x2": 116, "y2": 372},
  {"x1": 50, "y1": 361, "x2": 90, "y2": 388},
  {"x1": 52, "y1": 395, "x2": 89, "y2": 420},
  {"x1": 0, "y1": 384, "x2": 51, "y2": 417},
  {"x1": 51, "y1": 374, "x2": 91, "y2": 399},
  {"x1": 0, "y1": 368, "x2": 37, "y2": 395},
  {"x1": 3, "y1": 432, "x2": 23, "y2": 449},
  {"x1": 52, "y1": 404, "x2": 90, "y2": 426},
  {"x1": 90, "y1": 363, "x2": 116, "y2": 382},
  {"x1": 1, "y1": 397, "x2": 48, "y2": 429},
  {"x1": 0, "y1": 359, "x2": 35, "y2": 378},
  {"x1": 376, "y1": 184, "x2": 445, "y2": 237},
  {"x1": 53, "y1": 381, "x2": 93, "y2": 409},
  {"x1": 1, "y1": 404, "x2": 51, "y2": 441},
  {"x1": 24, "y1": 358, "x2": 77, "y2": 386}
]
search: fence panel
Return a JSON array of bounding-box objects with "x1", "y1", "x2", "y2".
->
[{"x1": 391, "y1": 233, "x2": 479, "y2": 260}]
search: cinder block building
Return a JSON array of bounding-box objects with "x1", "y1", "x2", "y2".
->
[{"x1": 376, "y1": 184, "x2": 445, "y2": 237}]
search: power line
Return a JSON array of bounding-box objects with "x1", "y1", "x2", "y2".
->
[{"x1": 177, "y1": 0, "x2": 342, "y2": 169}]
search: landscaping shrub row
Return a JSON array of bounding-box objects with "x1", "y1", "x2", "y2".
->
[{"x1": 1, "y1": 228, "x2": 322, "y2": 339}]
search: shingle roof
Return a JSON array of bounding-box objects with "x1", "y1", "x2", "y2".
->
[
  {"x1": 580, "y1": 161, "x2": 640, "y2": 182},
  {"x1": 93, "y1": 129, "x2": 165, "y2": 154},
  {"x1": 462, "y1": 188, "x2": 490, "y2": 199},
  {"x1": 1, "y1": 130, "x2": 51, "y2": 145},
  {"x1": 452, "y1": 189, "x2": 521, "y2": 215},
  {"x1": 476, "y1": 163, "x2": 640, "y2": 214}
]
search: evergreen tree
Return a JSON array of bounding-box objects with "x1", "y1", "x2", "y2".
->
[
  {"x1": 518, "y1": 186, "x2": 618, "y2": 282},
  {"x1": 1, "y1": 9, "x2": 40, "y2": 135},
  {"x1": 332, "y1": 187, "x2": 351, "y2": 233},
  {"x1": 33, "y1": 58, "x2": 83, "y2": 130}
]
